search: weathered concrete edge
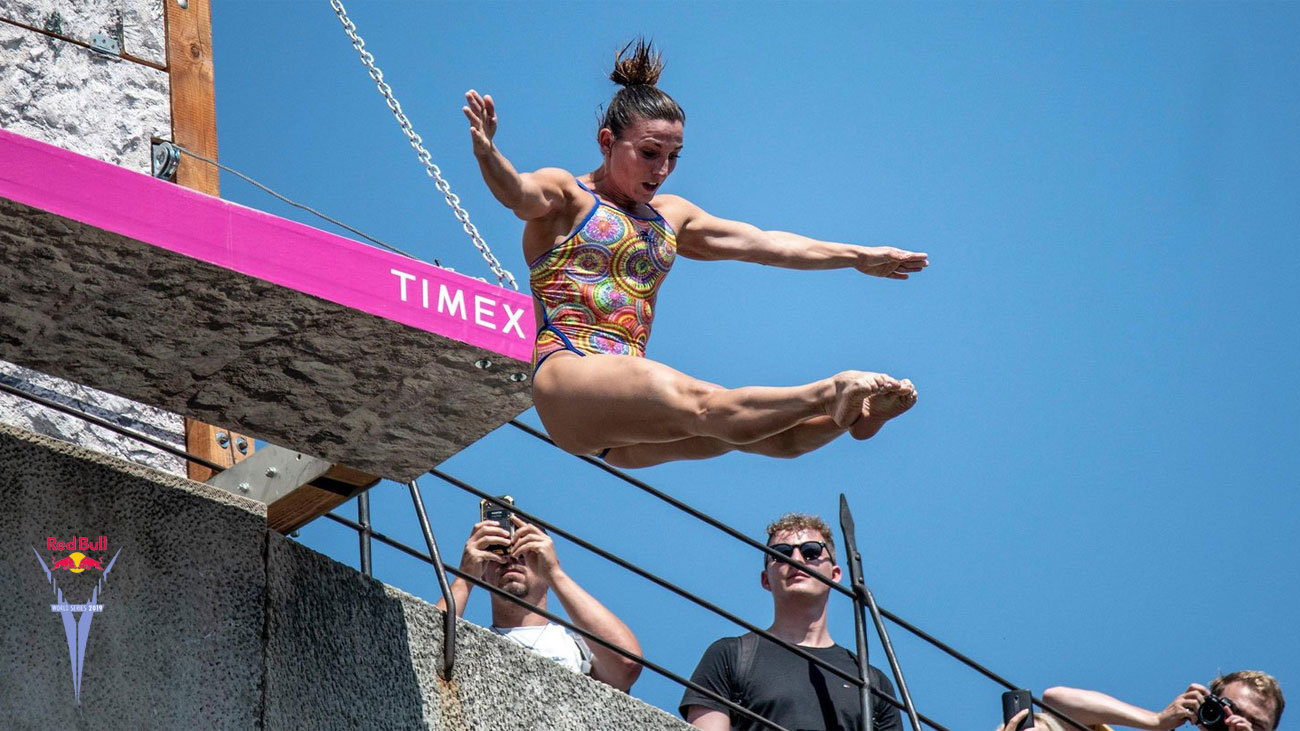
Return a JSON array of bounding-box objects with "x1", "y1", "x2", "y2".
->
[
  {"x1": 0, "y1": 195, "x2": 533, "y2": 482},
  {"x1": 0, "y1": 420, "x2": 265, "y2": 519},
  {"x1": 265, "y1": 532, "x2": 695, "y2": 730},
  {"x1": 2, "y1": 423, "x2": 689, "y2": 729}
]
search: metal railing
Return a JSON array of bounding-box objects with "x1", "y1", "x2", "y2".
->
[
  {"x1": 0, "y1": 359, "x2": 1094, "y2": 731},
  {"x1": 422, "y1": 468, "x2": 938, "y2": 729},
  {"x1": 500, "y1": 418, "x2": 1094, "y2": 731}
]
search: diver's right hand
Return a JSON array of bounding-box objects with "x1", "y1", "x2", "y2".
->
[{"x1": 463, "y1": 89, "x2": 498, "y2": 157}]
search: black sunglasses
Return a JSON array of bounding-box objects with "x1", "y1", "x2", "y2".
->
[{"x1": 767, "y1": 541, "x2": 832, "y2": 563}]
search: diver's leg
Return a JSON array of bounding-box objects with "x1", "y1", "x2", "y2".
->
[
  {"x1": 602, "y1": 436, "x2": 735, "y2": 468},
  {"x1": 603, "y1": 417, "x2": 848, "y2": 469},
  {"x1": 533, "y1": 353, "x2": 913, "y2": 457}
]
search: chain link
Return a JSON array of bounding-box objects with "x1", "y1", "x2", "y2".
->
[{"x1": 328, "y1": 0, "x2": 517, "y2": 289}]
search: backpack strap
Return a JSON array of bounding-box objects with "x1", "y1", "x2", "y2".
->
[
  {"x1": 571, "y1": 631, "x2": 594, "y2": 675},
  {"x1": 730, "y1": 632, "x2": 760, "y2": 705}
]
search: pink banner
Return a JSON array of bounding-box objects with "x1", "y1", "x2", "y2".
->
[{"x1": 0, "y1": 128, "x2": 534, "y2": 362}]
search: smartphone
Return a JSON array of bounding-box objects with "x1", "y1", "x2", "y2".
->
[
  {"x1": 479, "y1": 495, "x2": 515, "y2": 555},
  {"x1": 1001, "y1": 689, "x2": 1035, "y2": 731}
]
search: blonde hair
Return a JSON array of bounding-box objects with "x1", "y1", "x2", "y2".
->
[
  {"x1": 765, "y1": 513, "x2": 836, "y2": 564},
  {"x1": 1211, "y1": 670, "x2": 1284, "y2": 728}
]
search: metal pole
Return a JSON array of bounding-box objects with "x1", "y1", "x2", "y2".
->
[
  {"x1": 407, "y1": 479, "x2": 456, "y2": 680},
  {"x1": 357, "y1": 490, "x2": 373, "y2": 577},
  {"x1": 840, "y1": 494, "x2": 922, "y2": 731},
  {"x1": 839, "y1": 495, "x2": 875, "y2": 731}
]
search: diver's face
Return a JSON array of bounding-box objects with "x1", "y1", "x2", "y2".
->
[{"x1": 601, "y1": 117, "x2": 683, "y2": 204}]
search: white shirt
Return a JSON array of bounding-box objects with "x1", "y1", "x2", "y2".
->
[{"x1": 490, "y1": 623, "x2": 593, "y2": 675}]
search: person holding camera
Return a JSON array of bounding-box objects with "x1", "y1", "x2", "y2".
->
[
  {"x1": 434, "y1": 515, "x2": 644, "y2": 692},
  {"x1": 679, "y1": 513, "x2": 904, "y2": 731},
  {"x1": 1036, "y1": 671, "x2": 1284, "y2": 731}
]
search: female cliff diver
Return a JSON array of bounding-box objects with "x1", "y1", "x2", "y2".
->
[{"x1": 464, "y1": 40, "x2": 927, "y2": 469}]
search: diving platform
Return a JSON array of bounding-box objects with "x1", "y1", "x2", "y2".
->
[{"x1": 0, "y1": 127, "x2": 534, "y2": 527}]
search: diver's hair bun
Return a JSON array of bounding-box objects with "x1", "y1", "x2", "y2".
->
[
  {"x1": 610, "y1": 38, "x2": 664, "y2": 87},
  {"x1": 598, "y1": 38, "x2": 684, "y2": 137}
]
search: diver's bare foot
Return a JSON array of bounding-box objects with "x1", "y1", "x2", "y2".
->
[
  {"x1": 827, "y1": 371, "x2": 901, "y2": 429},
  {"x1": 850, "y1": 378, "x2": 917, "y2": 440}
]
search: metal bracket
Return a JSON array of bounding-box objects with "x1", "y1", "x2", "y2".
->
[
  {"x1": 44, "y1": 11, "x2": 64, "y2": 35},
  {"x1": 89, "y1": 12, "x2": 124, "y2": 56},
  {"x1": 151, "y1": 140, "x2": 180, "y2": 181},
  {"x1": 88, "y1": 31, "x2": 121, "y2": 55},
  {"x1": 205, "y1": 445, "x2": 336, "y2": 505}
]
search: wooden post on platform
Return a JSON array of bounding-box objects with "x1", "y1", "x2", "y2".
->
[{"x1": 165, "y1": 0, "x2": 250, "y2": 481}]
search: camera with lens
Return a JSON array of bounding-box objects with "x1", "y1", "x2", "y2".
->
[{"x1": 1196, "y1": 694, "x2": 1237, "y2": 731}]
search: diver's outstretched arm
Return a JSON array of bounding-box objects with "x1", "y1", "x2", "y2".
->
[
  {"x1": 658, "y1": 195, "x2": 929, "y2": 279},
  {"x1": 463, "y1": 90, "x2": 569, "y2": 221}
]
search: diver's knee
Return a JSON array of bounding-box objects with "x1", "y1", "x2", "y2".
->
[{"x1": 601, "y1": 448, "x2": 642, "y2": 469}]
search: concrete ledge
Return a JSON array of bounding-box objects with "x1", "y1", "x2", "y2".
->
[
  {"x1": 0, "y1": 423, "x2": 691, "y2": 730},
  {"x1": 266, "y1": 534, "x2": 690, "y2": 730},
  {"x1": 0, "y1": 194, "x2": 532, "y2": 481},
  {"x1": 0, "y1": 422, "x2": 266, "y2": 728},
  {"x1": 0, "y1": 128, "x2": 534, "y2": 481}
]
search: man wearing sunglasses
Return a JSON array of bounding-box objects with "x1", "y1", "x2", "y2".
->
[{"x1": 680, "y1": 513, "x2": 904, "y2": 730}]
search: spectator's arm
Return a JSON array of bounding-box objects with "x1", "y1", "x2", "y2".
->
[
  {"x1": 546, "y1": 567, "x2": 643, "y2": 691},
  {"x1": 871, "y1": 667, "x2": 906, "y2": 731},
  {"x1": 685, "y1": 706, "x2": 731, "y2": 731},
  {"x1": 512, "y1": 520, "x2": 644, "y2": 692},
  {"x1": 1042, "y1": 685, "x2": 1205, "y2": 730}
]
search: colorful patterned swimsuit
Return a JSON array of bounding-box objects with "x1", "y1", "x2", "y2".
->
[{"x1": 530, "y1": 179, "x2": 677, "y2": 372}]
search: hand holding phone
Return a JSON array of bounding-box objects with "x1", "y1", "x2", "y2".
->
[
  {"x1": 479, "y1": 495, "x2": 515, "y2": 555},
  {"x1": 1002, "y1": 689, "x2": 1035, "y2": 731}
]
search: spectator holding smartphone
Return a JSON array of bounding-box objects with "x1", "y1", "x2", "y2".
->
[{"x1": 435, "y1": 515, "x2": 643, "y2": 692}]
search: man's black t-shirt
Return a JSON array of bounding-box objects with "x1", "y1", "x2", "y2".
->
[{"x1": 679, "y1": 634, "x2": 904, "y2": 731}]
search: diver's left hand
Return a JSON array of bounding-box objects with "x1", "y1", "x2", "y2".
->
[{"x1": 855, "y1": 246, "x2": 929, "y2": 280}]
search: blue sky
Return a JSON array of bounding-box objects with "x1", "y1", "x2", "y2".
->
[{"x1": 211, "y1": 2, "x2": 1298, "y2": 726}]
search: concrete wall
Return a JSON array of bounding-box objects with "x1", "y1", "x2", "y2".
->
[
  {"x1": 0, "y1": 0, "x2": 183, "y2": 475},
  {"x1": 0, "y1": 422, "x2": 264, "y2": 728},
  {"x1": 0, "y1": 423, "x2": 692, "y2": 730}
]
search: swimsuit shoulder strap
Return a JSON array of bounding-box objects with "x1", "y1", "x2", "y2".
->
[
  {"x1": 574, "y1": 177, "x2": 600, "y2": 207},
  {"x1": 574, "y1": 178, "x2": 664, "y2": 222}
]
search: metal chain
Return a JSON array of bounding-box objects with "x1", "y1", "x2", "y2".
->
[{"x1": 328, "y1": 0, "x2": 517, "y2": 289}]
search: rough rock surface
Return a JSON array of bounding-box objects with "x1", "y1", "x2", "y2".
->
[
  {"x1": 1, "y1": 19, "x2": 183, "y2": 474},
  {"x1": 0, "y1": 23, "x2": 169, "y2": 172},
  {"x1": 0, "y1": 361, "x2": 185, "y2": 474},
  {"x1": 1, "y1": 0, "x2": 167, "y2": 66},
  {"x1": 0, "y1": 198, "x2": 533, "y2": 480}
]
